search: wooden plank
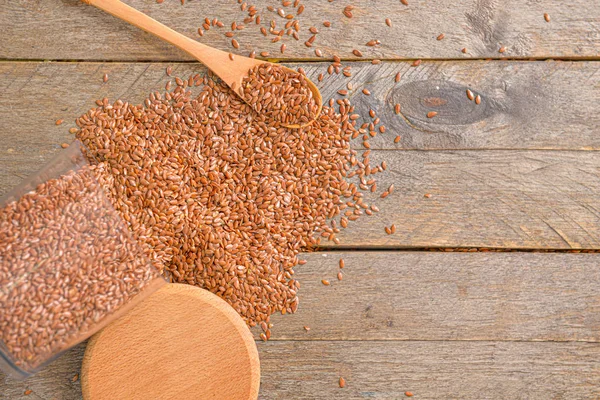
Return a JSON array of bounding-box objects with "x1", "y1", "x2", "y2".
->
[
  {"x1": 3, "y1": 341, "x2": 600, "y2": 399},
  {"x1": 2, "y1": 1, "x2": 599, "y2": 61},
  {"x1": 2, "y1": 62, "x2": 600, "y2": 249},
  {"x1": 260, "y1": 252, "x2": 600, "y2": 342},
  {"x1": 0, "y1": 60, "x2": 598, "y2": 161}
]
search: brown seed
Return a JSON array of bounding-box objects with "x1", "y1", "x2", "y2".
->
[
  {"x1": 394, "y1": 104, "x2": 401, "y2": 114},
  {"x1": 304, "y1": 326, "x2": 311, "y2": 331},
  {"x1": 229, "y1": 53, "x2": 235, "y2": 61},
  {"x1": 395, "y1": 72, "x2": 401, "y2": 82},
  {"x1": 436, "y1": 33, "x2": 445, "y2": 41},
  {"x1": 390, "y1": 224, "x2": 396, "y2": 234},
  {"x1": 337, "y1": 271, "x2": 343, "y2": 280},
  {"x1": 427, "y1": 111, "x2": 438, "y2": 118},
  {"x1": 69, "y1": 127, "x2": 78, "y2": 134},
  {"x1": 281, "y1": 44, "x2": 286, "y2": 53},
  {"x1": 544, "y1": 13, "x2": 550, "y2": 22},
  {"x1": 412, "y1": 59, "x2": 421, "y2": 67},
  {"x1": 232, "y1": 39, "x2": 240, "y2": 49},
  {"x1": 337, "y1": 89, "x2": 348, "y2": 96},
  {"x1": 339, "y1": 259, "x2": 345, "y2": 269},
  {"x1": 394, "y1": 135, "x2": 401, "y2": 143},
  {"x1": 424, "y1": 193, "x2": 432, "y2": 198},
  {"x1": 103, "y1": 73, "x2": 108, "y2": 83},
  {"x1": 24, "y1": 390, "x2": 32, "y2": 395},
  {"x1": 260, "y1": 51, "x2": 270, "y2": 57},
  {"x1": 166, "y1": 66, "x2": 172, "y2": 76},
  {"x1": 466, "y1": 89, "x2": 474, "y2": 101},
  {"x1": 352, "y1": 49, "x2": 363, "y2": 57},
  {"x1": 55, "y1": 119, "x2": 64, "y2": 125},
  {"x1": 72, "y1": 373, "x2": 79, "y2": 382},
  {"x1": 385, "y1": 18, "x2": 392, "y2": 27},
  {"x1": 461, "y1": 47, "x2": 467, "y2": 53},
  {"x1": 339, "y1": 377, "x2": 346, "y2": 388},
  {"x1": 315, "y1": 49, "x2": 323, "y2": 57},
  {"x1": 385, "y1": 226, "x2": 391, "y2": 234},
  {"x1": 362, "y1": 88, "x2": 371, "y2": 96},
  {"x1": 61, "y1": 143, "x2": 70, "y2": 149},
  {"x1": 260, "y1": 333, "x2": 267, "y2": 341},
  {"x1": 225, "y1": 32, "x2": 234, "y2": 37},
  {"x1": 323, "y1": 21, "x2": 331, "y2": 27},
  {"x1": 321, "y1": 279, "x2": 330, "y2": 286},
  {"x1": 499, "y1": 46, "x2": 506, "y2": 53},
  {"x1": 366, "y1": 40, "x2": 378, "y2": 46},
  {"x1": 405, "y1": 392, "x2": 414, "y2": 397},
  {"x1": 372, "y1": 59, "x2": 381, "y2": 64},
  {"x1": 401, "y1": 0, "x2": 408, "y2": 4},
  {"x1": 475, "y1": 95, "x2": 481, "y2": 105}
]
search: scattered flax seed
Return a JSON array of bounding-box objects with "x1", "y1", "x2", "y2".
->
[
  {"x1": 323, "y1": 21, "x2": 332, "y2": 27},
  {"x1": 544, "y1": 13, "x2": 550, "y2": 22},
  {"x1": 394, "y1": 104, "x2": 401, "y2": 114},
  {"x1": 424, "y1": 193, "x2": 432, "y2": 198},
  {"x1": 461, "y1": 47, "x2": 467, "y2": 53},
  {"x1": 166, "y1": 66, "x2": 172, "y2": 76},
  {"x1": 103, "y1": 73, "x2": 108, "y2": 83},
  {"x1": 385, "y1": 18, "x2": 392, "y2": 27},
  {"x1": 466, "y1": 89, "x2": 475, "y2": 101},
  {"x1": 401, "y1": 0, "x2": 408, "y2": 4},
  {"x1": 352, "y1": 49, "x2": 363, "y2": 57},
  {"x1": 304, "y1": 326, "x2": 311, "y2": 331},
  {"x1": 412, "y1": 59, "x2": 421, "y2": 67},
  {"x1": 229, "y1": 53, "x2": 235, "y2": 61},
  {"x1": 372, "y1": 59, "x2": 382, "y2": 64},
  {"x1": 260, "y1": 51, "x2": 270, "y2": 57},
  {"x1": 315, "y1": 49, "x2": 323, "y2": 57},
  {"x1": 337, "y1": 89, "x2": 348, "y2": 96},
  {"x1": 260, "y1": 333, "x2": 267, "y2": 341},
  {"x1": 339, "y1": 377, "x2": 346, "y2": 388},
  {"x1": 427, "y1": 111, "x2": 438, "y2": 118},
  {"x1": 69, "y1": 127, "x2": 78, "y2": 134},
  {"x1": 405, "y1": 392, "x2": 414, "y2": 397},
  {"x1": 362, "y1": 88, "x2": 371, "y2": 95},
  {"x1": 232, "y1": 39, "x2": 240, "y2": 49},
  {"x1": 280, "y1": 44, "x2": 286, "y2": 53},
  {"x1": 55, "y1": 119, "x2": 64, "y2": 126},
  {"x1": 395, "y1": 72, "x2": 401, "y2": 82},
  {"x1": 339, "y1": 259, "x2": 345, "y2": 269},
  {"x1": 337, "y1": 271, "x2": 343, "y2": 280},
  {"x1": 475, "y1": 95, "x2": 481, "y2": 105},
  {"x1": 436, "y1": 33, "x2": 445, "y2": 40},
  {"x1": 499, "y1": 46, "x2": 506, "y2": 53},
  {"x1": 60, "y1": 143, "x2": 70, "y2": 149},
  {"x1": 322, "y1": 279, "x2": 331, "y2": 286},
  {"x1": 390, "y1": 224, "x2": 396, "y2": 234},
  {"x1": 72, "y1": 373, "x2": 79, "y2": 382},
  {"x1": 366, "y1": 40, "x2": 379, "y2": 46},
  {"x1": 385, "y1": 226, "x2": 392, "y2": 234},
  {"x1": 24, "y1": 390, "x2": 32, "y2": 395}
]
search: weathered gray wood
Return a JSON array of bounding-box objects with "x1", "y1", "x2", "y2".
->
[
  {"x1": 2, "y1": 0, "x2": 599, "y2": 61},
  {"x1": 3, "y1": 341, "x2": 600, "y2": 399},
  {"x1": 331, "y1": 149, "x2": 600, "y2": 250},
  {"x1": 259, "y1": 252, "x2": 600, "y2": 342},
  {"x1": 2, "y1": 63, "x2": 600, "y2": 249},
  {"x1": 0, "y1": 60, "x2": 598, "y2": 161}
]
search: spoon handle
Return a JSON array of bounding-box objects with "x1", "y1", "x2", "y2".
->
[{"x1": 81, "y1": 0, "x2": 212, "y2": 60}]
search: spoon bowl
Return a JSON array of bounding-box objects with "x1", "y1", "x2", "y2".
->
[{"x1": 81, "y1": 0, "x2": 322, "y2": 128}]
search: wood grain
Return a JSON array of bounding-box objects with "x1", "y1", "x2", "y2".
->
[
  {"x1": 3, "y1": 340, "x2": 600, "y2": 399},
  {"x1": 2, "y1": 0, "x2": 599, "y2": 61},
  {"x1": 260, "y1": 252, "x2": 600, "y2": 342},
  {"x1": 1, "y1": 63, "x2": 600, "y2": 249},
  {"x1": 81, "y1": 284, "x2": 260, "y2": 400}
]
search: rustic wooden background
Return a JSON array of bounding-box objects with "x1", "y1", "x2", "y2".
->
[{"x1": 1, "y1": 0, "x2": 600, "y2": 399}]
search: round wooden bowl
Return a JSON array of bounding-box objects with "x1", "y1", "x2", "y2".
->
[{"x1": 81, "y1": 283, "x2": 260, "y2": 400}]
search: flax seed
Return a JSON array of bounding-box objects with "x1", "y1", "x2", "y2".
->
[
  {"x1": 427, "y1": 111, "x2": 438, "y2": 118},
  {"x1": 544, "y1": 13, "x2": 550, "y2": 22},
  {"x1": 339, "y1": 377, "x2": 346, "y2": 388},
  {"x1": 475, "y1": 95, "x2": 481, "y2": 105},
  {"x1": 385, "y1": 18, "x2": 392, "y2": 27},
  {"x1": 395, "y1": 72, "x2": 401, "y2": 82}
]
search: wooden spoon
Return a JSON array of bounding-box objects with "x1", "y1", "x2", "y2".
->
[{"x1": 81, "y1": 0, "x2": 322, "y2": 128}]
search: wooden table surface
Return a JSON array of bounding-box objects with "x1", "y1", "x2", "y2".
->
[{"x1": 1, "y1": 1, "x2": 600, "y2": 399}]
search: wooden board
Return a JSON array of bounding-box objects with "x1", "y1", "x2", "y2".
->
[
  {"x1": 1, "y1": 61, "x2": 598, "y2": 158},
  {"x1": 1, "y1": 61, "x2": 600, "y2": 250},
  {"x1": 81, "y1": 284, "x2": 260, "y2": 400},
  {"x1": 4, "y1": 340, "x2": 600, "y2": 399},
  {"x1": 2, "y1": 1, "x2": 599, "y2": 61},
  {"x1": 259, "y1": 252, "x2": 600, "y2": 342}
]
